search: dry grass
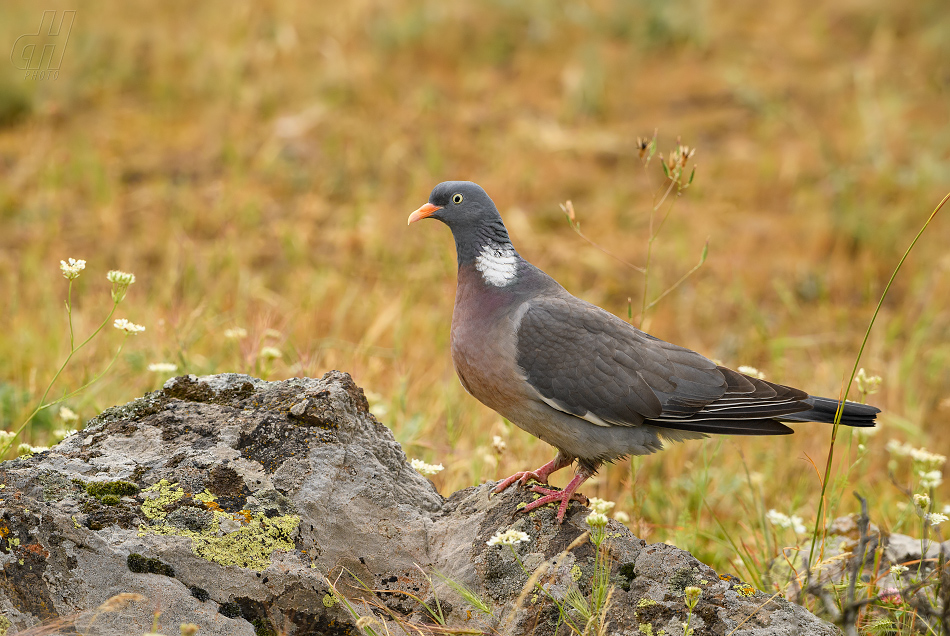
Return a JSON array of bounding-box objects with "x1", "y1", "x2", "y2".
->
[{"x1": 1, "y1": 0, "x2": 949, "y2": 585}]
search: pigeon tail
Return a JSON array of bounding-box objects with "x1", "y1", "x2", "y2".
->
[{"x1": 780, "y1": 396, "x2": 879, "y2": 427}]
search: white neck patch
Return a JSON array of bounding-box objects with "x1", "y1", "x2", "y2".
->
[{"x1": 475, "y1": 242, "x2": 518, "y2": 287}]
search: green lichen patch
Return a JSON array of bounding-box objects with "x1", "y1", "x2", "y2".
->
[
  {"x1": 38, "y1": 471, "x2": 83, "y2": 502},
  {"x1": 668, "y1": 567, "x2": 700, "y2": 594},
  {"x1": 140, "y1": 503, "x2": 299, "y2": 572},
  {"x1": 86, "y1": 480, "x2": 140, "y2": 500},
  {"x1": 140, "y1": 479, "x2": 185, "y2": 519},
  {"x1": 127, "y1": 552, "x2": 175, "y2": 577}
]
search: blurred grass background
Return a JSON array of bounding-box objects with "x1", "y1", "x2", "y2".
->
[{"x1": 1, "y1": 0, "x2": 949, "y2": 576}]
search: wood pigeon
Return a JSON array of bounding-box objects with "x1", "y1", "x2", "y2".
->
[{"x1": 409, "y1": 181, "x2": 879, "y2": 522}]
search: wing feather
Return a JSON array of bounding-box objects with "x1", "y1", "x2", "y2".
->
[{"x1": 516, "y1": 296, "x2": 814, "y2": 432}]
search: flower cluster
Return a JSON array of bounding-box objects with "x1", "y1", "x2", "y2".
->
[
  {"x1": 59, "y1": 406, "x2": 80, "y2": 424},
  {"x1": 492, "y1": 435, "x2": 506, "y2": 453},
  {"x1": 486, "y1": 528, "x2": 530, "y2": 547},
  {"x1": 914, "y1": 493, "x2": 931, "y2": 508},
  {"x1": 224, "y1": 327, "x2": 248, "y2": 340},
  {"x1": 926, "y1": 513, "x2": 949, "y2": 527},
  {"x1": 920, "y1": 470, "x2": 943, "y2": 489},
  {"x1": 766, "y1": 509, "x2": 807, "y2": 534},
  {"x1": 60, "y1": 258, "x2": 86, "y2": 280},
  {"x1": 890, "y1": 564, "x2": 909, "y2": 576},
  {"x1": 684, "y1": 586, "x2": 702, "y2": 610},
  {"x1": 410, "y1": 458, "x2": 444, "y2": 476},
  {"x1": 107, "y1": 270, "x2": 136, "y2": 303},
  {"x1": 854, "y1": 368, "x2": 882, "y2": 396},
  {"x1": 147, "y1": 362, "x2": 178, "y2": 373},
  {"x1": 588, "y1": 497, "x2": 615, "y2": 514},
  {"x1": 114, "y1": 319, "x2": 145, "y2": 334},
  {"x1": 259, "y1": 346, "x2": 282, "y2": 360},
  {"x1": 886, "y1": 440, "x2": 947, "y2": 468},
  {"x1": 586, "y1": 511, "x2": 609, "y2": 528}
]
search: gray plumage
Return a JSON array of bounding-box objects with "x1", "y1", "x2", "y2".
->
[{"x1": 409, "y1": 181, "x2": 879, "y2": 521}]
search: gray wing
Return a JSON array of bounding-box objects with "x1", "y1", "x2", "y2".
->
[{"x1": 515, "y1": 296, "x2": 810, "y2": 435}]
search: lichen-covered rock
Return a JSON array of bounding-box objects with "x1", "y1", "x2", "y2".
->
[{"x1": 0, "y1": 372, "x2": 840, "y2": 635}]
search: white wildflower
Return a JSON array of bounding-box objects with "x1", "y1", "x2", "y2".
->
[
  {"x1": 614, "y1": 511, "x2": 631, "y2": 523},
  {"x1": 410, "y1": 458, "x2": 444, "y2": 476},
  {"x1": 113, "y1": 318, "x2": 145, "y2": 334},
  {"x1": 920, "y1": 470, "x2": 943, "y2": 489},
  {"x1": 53, "y1": 428, "x2": 78, "y2": 441},
  {"x1": 106, "y1": 270, "x2": 136, "y2": 302},
  {"x1": 224, "y1": 327, "x2": 248, "y2": 340},
  {"x1": 914, "y1": 493, "x2": 931, "y2": 509},
  {"x1": 59, "y1": 406, "x2": 80, "y2": 424},
  {"x1": 854, "y1": 368, "x2": 882, "y2": 396},
  {"x1": 147, "y1": 362, "x2": 178, "y2": 373},
  {"x1": 492, "y1": 435, "x2": 507, "y2": 453},
  {"x1": 738, "y1": 366, "x2": 766, "y2": 380},
  {"x1": 487, "y1": 528, "x2": 530, "y2": 546},
  {"x1": 588, "y1": 497, "x2": 615, "y2": 514},
  {"x1": 259, "y1": 346, "x2": 281, "y2": 360},
  {"x1": 586, "y1": 511, "x2": 609, "y2": 528},
  {"x1": 890, "y1": 564, "x2": 909, "y2": 576},
  {"x1": 684, "y1": 585, "x2": 702, "y2": 609},
  {"x1": 0, "y1": 430, "x2": 15, "y2": 444},
  {"x1": 927, "y1": 513, "x2": 949, "y2": 527},
  {"x1": 911, "y1": 448, "x2": 947, "y2": 468},
  {"x1": 18, "y1": 443, "x2": 48, "y2": 457},
  {"x1": 887, "y1": 440, "x2": 913, "y2": 457},
  {"x1": 886, "y1": 441, "x2": 946, "y2": 468},
  {"x1": 766, "y1": 509, "x2": 791, "y2": 527},
  {"x1": 766, "y1": 509, "x2": 807, "y2": 534},
  {"x1": 60, "y1": 258, "x2": 86, "y2": 280}
]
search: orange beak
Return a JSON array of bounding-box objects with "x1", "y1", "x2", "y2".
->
[{"x1": 407, "y1": 202, "x2": 443, "y2": 225}]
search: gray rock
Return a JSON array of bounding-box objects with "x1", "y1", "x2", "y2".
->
[{"x1": 0, "y1": 371, "x2": 841, "y2": 635}]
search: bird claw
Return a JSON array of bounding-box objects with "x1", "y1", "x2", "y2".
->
[
  {"x1": 492, "y1": 470, "x2": 546, "y2": 495},
  {"x1": 517, "y1": 485, "x2": 589, "y2": 522}
]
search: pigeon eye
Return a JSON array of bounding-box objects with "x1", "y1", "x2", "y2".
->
[{"x1": 452, "y1": 194, "x2": 463, "y2": 204}]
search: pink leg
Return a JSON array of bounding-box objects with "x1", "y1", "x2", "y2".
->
[
  {"x1": 520, "y1": 466, "x2": 594, "y2": 523},
  {"x1": 493, "y1": 451, "x2": 574, "y2": 494}
]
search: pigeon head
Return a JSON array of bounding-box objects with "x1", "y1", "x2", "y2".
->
[
  {"x1": 408, "y1": 181, "x2": 500, "y2": 229},
  {"x1": 409, "y1": 181, "x2": 518, "y2": 272}
]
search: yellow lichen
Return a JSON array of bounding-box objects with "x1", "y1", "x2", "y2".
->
[
  {"x1": 638, "y1": 624, "x2": 653, "y2": 635},
  {"x1": 140, "y1": 479, "x2": 184, "y2": 520},
  {"x1": 139, "y1": 507, "x2": 299, "y2": 572},
  {"x1": 322, "y1": 593, "x2": 336, "y2": 608},
  {"x1": 637, "y1": 598, "x2": 658, "y2": 608},
  {"x1": 571, "y1": 564, "x2": 583, "y2": 581},
  {"x1": 735, "y1": 582, "x2": 757, "y2": 597},
  {"x1": 194, "y1": 489, "x2": 217, "y2": 503}
]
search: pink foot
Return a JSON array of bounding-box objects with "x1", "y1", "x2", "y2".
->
[
  {"x1": 519, "y1": 472, "x2": 591, "y2": 523},
  {"x1": 493, "y1": 469, "x2": 546, "y2": 494},
  {"x1": 492, "y1": 452, "x2": 574, "y2": 495}
]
